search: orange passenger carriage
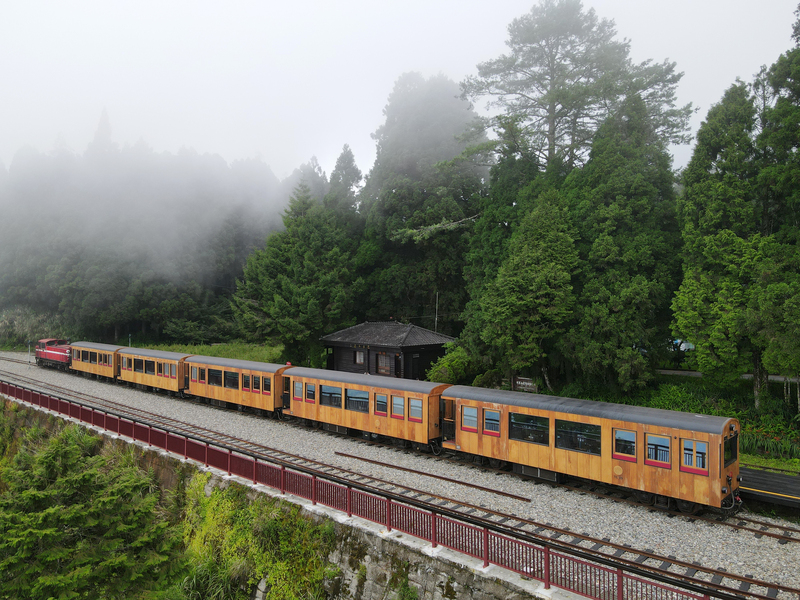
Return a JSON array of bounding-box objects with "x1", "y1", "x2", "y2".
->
[
  {"x1": 69, "y1": 341, "x2": 122, "y2": 380},
  {"x1": 184, "y1": 356, "x2": 290, "y2": 413},
  {"x1": 440, "y1": 386, "x2": 741, "y2": 512},
  {"x1": 35, "y1": 338, "x2": 72, "y2": 369},
  {"x1": 283, "y1": 367, "x2": 450, "y2": 449},
  {"x1": 117, "y1": 348, "x2": 190, "y2": 394}
]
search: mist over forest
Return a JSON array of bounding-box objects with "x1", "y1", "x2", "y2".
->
[{"x1": 2, "y1": 0, "x2": 800, "y2": 409}]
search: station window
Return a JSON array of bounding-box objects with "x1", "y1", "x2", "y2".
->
[
  {"x1": 680, "y1": 439, "x2": 708, "y2": 475},
  {"x1": 483, "y1": 410, "x2": 500, "y2": 436},
  {"x1": 208, "y1": 369, "x2": 222, "y2": 387},
  {"x1": 409, "y1": 398, "x2": 423, "y2": 423},
  {"x1": 375, "y1": 394, "x2": 388, "y2": 416},
  {"x1": 509, "y1": 413, "x2": 549, "y2": 445},
  {"x1": 191, "y1": 367, "x2": 197, "y2": 382},
  {"x1": 645, "y1": 434, "x2": 671, "y2": 467},
  {"x1": 555, "y1": 420, "x2": 601, "y2": 455},
  {"x1": 200, "y1": 368, "x2": 206, "y2": 384},
  {"x1": 345, "y1": 389, "x2": 369, "y2": 413},
  {"x1": 462, "y1": 406, "x2": 478, "y2": 432},
  {"x1": 253, "y1": 376, "x2": 260, "y2": 392},
  {"x1": 613, "y1": 429, "x2": 637, "y2": 462},
  {"x1": 354, "y1": 351, "x2": 364, "y2": 365},
  {"x1": 306, "y1": 383, "x2": 316, "y2": 402},
  {"x1": 243, "y1": 374, "x2": 251, "y2": 391},
  {"x1": 391, "y1": 395, "x2": 404, "y2": 419},
  {"x1": 223, "y1": 371, "x2": 238, "y2": 389},
  {"x1": 320, "y1": 385, "x2": 342, "y2": 408},
  {"x1": 262, "y1": 376, "x2": 271, "y2": 394},
  {"x1": 294, "y1": 381, "x2": 303, "y2": 399},
  {"x1": 377, "y1": 354, "x2": 391, "y2": 375}
]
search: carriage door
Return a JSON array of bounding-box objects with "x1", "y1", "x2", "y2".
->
[
  {"x1": 282, "y1": 377, "x2": 291, "y2": 408},
  {"x1": 441, "y1": 398, "x2": 455, "y2": 444}
]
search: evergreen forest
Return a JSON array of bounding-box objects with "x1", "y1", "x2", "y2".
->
[{"x1": 2, "y1": 1, "x2": 800, "y2": 454}]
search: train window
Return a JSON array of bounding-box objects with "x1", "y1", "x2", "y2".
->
[
  {"x1": 306, "y1": 383, "x2": 316, "y2": 402},
  {"x1": 377, "y1": 354, "x2": 391, "y2": 375},
  {"x1": 200, "y1": 368, "x2": 206, "y2": 384},
  {"x1": 82, "y1": 350, "x2": 89, "y2": 362},
  {"x1": 157, "y1": 363, "x2": 163, "y2": 376},
  {"x1": 680, "y1": 439, "x2": 708, "y2": 475},
  {"x1": 253, "y1": 376, "x2": 260, "y2": 392},
  {"x1": 74, "y1": 349, "x2": 80, "y2": 360},
  {"x1": 145, "y1": 360, "x2": 155, "y2": 375},
  {"x1": 462, "y1": 406, "x2": 478, "y2": 432},
  {"x1": 262, "y1": 376, "x2": 271, "y2": 394},
  {"x1": 90, "y1": 352, "x2": 98, "y2": 365},
  {"x1": 171, "y1": 364, "x2": 176, "y2": 378},
  {"x1": 375, "y1": 394, "x2": 387, "y2": 416},
  {"x1": 645, "y1": 434, "x2": 671, "y2": 467},
  {"x1": 346, "y1": 389, "x2": 369, "y2": 413},
  {"x1": 613, "y1": 429, "x2": 637, "y2": 462},
  {"x1": 391, "y1": 395, "x2": 405, "y2": 419},
  {"x1": 191, "y1": 367, "x2": 197, "y2": 382},
  {"x1": 483, "y1": 410, "x2": 500, "y2": 436},
  {"x1": 320, "y1": 385, "x2": 342, "y2": 408},
  {"x1": 293, "y1": 381, "x2": 303, "y2": 399},
  {"x1": 509, "y1": 413, "x2": 549, "y2": 445},
  {"x1": 354, "y1": 351, "x2": 364, "y2": 365},
  {"x1": 224, "y1": 372, "x2": 239, "y2": 389},
  {"x1": 134, "y1": 359, "x2": 144, "y2": 373},
  {"x1": 409, "y1": 398, "x2": 423, "y2": 423},
  {"x1": 243, "y1": 375, "x2": 251, "y2": 391},
  {"x1": 555, "y1": 420, "x2": 601, "y2": 455},
  {"x1": 724, "y1": 434, "x2": 738, "y2": 467},
  {"x1": 208, "y1": 369, "x2": 222, "y2": 387}
]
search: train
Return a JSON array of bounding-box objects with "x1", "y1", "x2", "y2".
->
[{"x1": 34, "y1": 338, "x2": 743, "y2": 513}]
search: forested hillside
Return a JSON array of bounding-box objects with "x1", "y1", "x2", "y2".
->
[{"x1": 2, "y1": 0, "x2": 800, "y2": 416}]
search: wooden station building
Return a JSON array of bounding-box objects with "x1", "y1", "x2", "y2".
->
[{"x1": 321, "y1": 321, "x2": 454, "y2": 380}]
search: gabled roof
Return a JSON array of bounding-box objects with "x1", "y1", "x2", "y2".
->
[{"x1": 321, "y1": 321, "x2": 455, "y2": 348}]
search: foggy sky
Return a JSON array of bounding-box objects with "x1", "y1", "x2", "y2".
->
[{"x1": 2, "y1": 1, "x2": 796, "y2": 180}]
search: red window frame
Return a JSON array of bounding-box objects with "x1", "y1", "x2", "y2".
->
[
  {"x1": 483, "y1": 409, "x2": 500, "y2": 437},
  {"x1": 461, "y1": 406, "x2": 478, "y2": 433},
  {"x1": 645, "y1": 434, "x2": 671, "y2": 469},
  {"x1": 612, "y1": 429, "x2": 637, "y2": 463},
  {"x1": 391, "y1": 395, "x2": 404, "y2": 420},
  {"x1": 305, "y1": 383, "x2": 316, "y2": 403},
  {"x1": 408, "y1": 398, "x2": 423, "y2": 423},
  {"x1": 679, "y1": 439, "x2": 709, "y2": 476},
  {"x1": 262, "y1": 376, "x2": 271, "y2": 395},
  {"x1": 375, "y1": 393, "x2": 388, "y2": 416}
]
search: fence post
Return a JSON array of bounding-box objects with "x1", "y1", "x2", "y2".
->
[
  {"x1": 544, "y1": 546, "x2": 551, "y2": 590},
  {"x1": 312, "y1": 475, "x2": 317, "y2": 505},
  {"x1": 386, "y1": 498, "x2": 392, "y2": 532},
  {"x1": 280, "y1": 465, "x2": 286, "y2": 495},
  {"x1": 483, "y1": 528, "x2": 489, "y2": 568},
  {"x1": 347, "y1": 487, "x2": 352, "y2": 517},
  {"x1": 205, "y1": 443, "x2": 209, "y2": 467},
  {"x1": 227, "y1": 449, "x2": 232, "y2": 475},
  {"x1": 252, "y1": 459, "x2": 257, "y2": 485},
  {"x1": 617, "y1": 567, "x2": 624, "y2": 600},
  {"x1": 431, "y1": 512, "x2": 437, "y2": 548}
]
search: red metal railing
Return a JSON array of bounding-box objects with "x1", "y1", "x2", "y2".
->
[{"x1": 1, "y1": 380, "x2": 710, "y2": 600}]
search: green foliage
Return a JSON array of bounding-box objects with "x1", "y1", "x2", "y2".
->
[
  {"x1": 426, "y1": 344, "x2": 480, "y2": 384},
  {"x1": 181, "y1": 473, "x2": 335, "y2": 600},
  {"x1": 0, "y1": 306, "x2": 75, "y2": 348},
  {"x1": 141, "y1": 342, "x2": 283, "y2": 364},
  {"x1": 0, "y1": 423, "x2": 186, "y2": 600}
]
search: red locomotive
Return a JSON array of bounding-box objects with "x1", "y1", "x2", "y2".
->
[{"x1": 34, "y1": 338, "x2": 72, "y2": 370}]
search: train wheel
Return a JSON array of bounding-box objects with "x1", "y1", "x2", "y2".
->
[
  {"x1": 676, "y1": 500, "x2": 698, "y2": 514},
  {"x1": 635, "y1": 491, "x2": 655, "y2": 505}
]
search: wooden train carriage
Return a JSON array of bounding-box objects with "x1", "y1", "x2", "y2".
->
[
  {"x1": 184, "y1": 356, "x2": 289, "y2": 412},
  {"x1": 441, "y1": 386, "x2": 740, "y2": 509},
  {"x1": 70, "y1": 341, "x2": 123, "y2": 380},
  {"x1": 283, "y1": 367, "x2": 450, "y2": 445},
  {"x1": 117, "y1": 348, "x2": 190, "y2": 393}
]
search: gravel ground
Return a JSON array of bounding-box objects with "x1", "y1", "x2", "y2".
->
[{"x1": 2, "y1": 351, "x2": 799, "y2": 591}]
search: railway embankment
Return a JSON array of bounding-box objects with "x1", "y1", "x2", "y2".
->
[{"x1": 0, "y1": 397, "x2": 572, "y2": 600}]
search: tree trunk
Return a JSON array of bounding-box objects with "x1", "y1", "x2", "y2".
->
[
  {"x1": 541, "y1": 365, "x2": 553, "y2": 392},
  {"x1": 752, "y1": 350, "x2": 767, "y2": 411}
]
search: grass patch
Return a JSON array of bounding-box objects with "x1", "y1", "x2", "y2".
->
[{"x1": 139, "y1": 342, "x2": 283, "y2": 364}]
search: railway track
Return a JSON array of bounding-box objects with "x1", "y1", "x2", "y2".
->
[{"x1": 2, "y1": 359, "x2": 800, "y2": 599}]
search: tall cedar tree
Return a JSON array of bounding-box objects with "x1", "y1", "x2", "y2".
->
[
  {"x1": 564, "y1": 94, "x2": 680, "y2": 391},
  {"x1": 478, "y1": 189, "x2": 578, "y2": 390},
  {"x1": 232, "y1": 182, "x2": 358, "y2": 365},
  {"x1": 461, "y1": 0, "x2": 691, "y2": 170}
]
